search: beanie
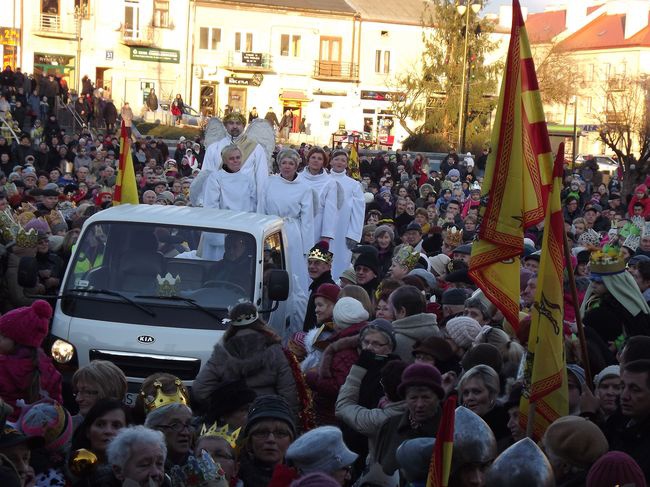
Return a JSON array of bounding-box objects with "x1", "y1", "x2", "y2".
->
[
  {"x1": 361, "y1": 319, "x2": 396, "y2": 351},
  {"x1": 354, "y1": 252, "x2": 380, "y2": 276},
  {"x1": 374, "y1": 224, "x2": 395, "y2": 242},
  {"x1": 18, "y1": 399, "x2": 73, "y2": 452},
  {"x1": 244, "y1": 395, "x2": 296, "y2": 438},
  {"x1": 397, "y1": 363, "x2": 444, "y2": 399},
  {"x1": 543, "y1": 416, "x2": 608, "y2": 469},
  {"x1": 333, "y1": 297, "x2": 369, "y2": 329},
  {"x1": 441, "y1": 288, "x2": 468, "y2": 306},
  {"x1": 448, "y1": 169, "x2": 460, "y2": 179},
  {"x1": 0, "y1": 300, "x2": 52, "y2": 348},
  {"x1": 586, "y1": 451, "x2": 647, "y2": 487},
  {"x1": 567, "y1": 364, "x2": 586, "y2": 393},
  {"x1": 291, "y1": 472, "x2": 340, "y2": 487},
  {"x1": 461, "y1": 343, "x2": 503, "y2": 374},
  {"x1": 445, "y1": 316, "x2": 482, "y2": 350},
  {"x1": 429, "y1": 254, "x2": 451, "y2": 277},
  {"x1": 313, "y1": 283, "x2": 341, "y2": 304},
  {"x1": 593, "y1": 365, "x2": 620, "y2": 389}
]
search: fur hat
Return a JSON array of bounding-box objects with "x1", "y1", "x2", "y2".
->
[
  {"x1": 244, "y1": 395, "x2": 295, "y2": 438},
  {"x1": 354, "y1": 251, "x2": 380, "y2": 276},
  {"x1": 17, "y1": 399, "x2": 73, "y2": 451},
  {"x1": 0, "y1": 300, "x2": 52, "y2": 348},
  {"x1": 445, "y1": 316, "x2": 482, "y2": 349},
  {"x1": 397, "y1": 363, "x2": 444, "y2": 399},
  {"x1": 543, "y1": 416, "x2": 608, "y2": 469},
  {"x1": 333, "y1": 297, "x2": 369, "y2": 329},
  {"x1": 586, "y1": 451, "x2": 647, "y2": 487}
]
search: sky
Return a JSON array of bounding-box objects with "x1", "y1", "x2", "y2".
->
[{"x1": 483, "y1": 0, "x2": 555, "y2": 15}]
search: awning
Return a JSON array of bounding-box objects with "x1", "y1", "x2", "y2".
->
[
  {"x1": 547, "y1": 123, "x2": 582, "y2": 137},
  {"x1": 279, "y1": 90, "x2": 311, "y2": 102}
]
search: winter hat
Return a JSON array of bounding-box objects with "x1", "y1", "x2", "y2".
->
[
  {"x1": 593, "y1": 365, "x2": 620, "y2": 389},
  {"x1": 0, "y1": 300, "x2": 52, "y2": 348},
  {"x1": 360, "y1": 319, "x2": 397, "y2": 351},
  {"x1": 285, "y1": 426, "x2": 358, "y2": 475},
  {"x1": 333, "y1": 297, "x2": 369, "y2": 329},
  {"x1": 338, "y1": 267, "x2": 357, "y2": 285},
  {"x1": 448, "y1": 169, "x2": 460, "y2": 179},
  {"x1": 461, "y1": 343, "x2": 503, "y2": 374},
  {"x1": 413, "y1": 336, "x2": 454, "y2": 362},
  {"x1": 441, "y1": 288, "x2": 468, "y2": 305},
  {"x1": 397, "y1": 363, "x2": 444, "y2": 399},
  {"x1": 408, "y1": 268, "x2": 436, "y2": 289},
  {"x1": 290, "y1": 473, "x2": 340, "y2": 487},
  {"x1": 354, "y1": 251, "x2": 380, "y2": 276},
  {"x1": 567, "y1": 364, "x2": 586, "y2": 393},
  {"x1": 17, "y1": 399, "x2": 73, "y2": 451},
  {"x1": 24, "y1": 218, "x2": 50, "y2": 237},
  {"x1": 374, "y1": 224, "x2": 395, "y2": 242},
  {"x1": 429, "y1": 254, "x2": 451, "y2": 276},
  {"x1": 244, "y1": 395, "x2": 296, "y2": 438},
  {"x1": 543, "y1": 416, "x2": 608, "y2": 469},
  {"x1": 313, "y1": 283, "x2": 341, "y2": 304},
  {"x1": 445, "y1": 316, "x2": 482, "y2": 349},
  {"x1": 586, "y1": 451, "x2": 647, "y2": 487},
  {"x1": 473, "y1": 326, "x2": 510, "y2": 350}
]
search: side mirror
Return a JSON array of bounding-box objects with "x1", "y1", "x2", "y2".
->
[
  {"x1": 267, "y1": 269, "x2": 289, "y2": 302},
  {"x1": 17, "y1": 256, "x2": 38, "y2": 288}
]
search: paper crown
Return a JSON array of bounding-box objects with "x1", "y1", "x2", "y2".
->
[
  {"x1": 199, "y1": 423, "x2": 241, "y2": 449},
  {"x1": 15, "y1": 211, "x2": 36, "y2": 227},
  {"x1": 623, "y1": 235, "x2": 640, "y2": 252},
  {"x1": 141, "y1": 379, "x2": 190, "y2": 413},
  {"x1": 444, "y1": 226, "x2": 463, "y2": 248},
  {"x1": 16, "y1": 227, "x2": 38, "y2": 248},
  {"x1": 308, "y1": 240, "x2": 333, "y2": 264},
  {"x1": 590, "y1": 244, "x2": 626, "y2": 276},
  {"x1": 393, "y1": 245, "x2": 420, "y2": 271},
  {"x1": 578, "y1": 228, "x2": 601, "y2": 249},
  {"x1": 230, "y1": 308, "x2": 259, "y2": 327},
  {"x1": 44, "y1": 210, "x2": 66, "y2": 230},
  {"x1": 157, "y1": 273, "x2": 181, "y2": 297}
]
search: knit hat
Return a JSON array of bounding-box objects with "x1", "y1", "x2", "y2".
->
[
  {"x1": 361, "y1": 319, "x2": 396, "y2": 351},
  {"x1": 338, "y1": 268, "x2": 357, "y2": 285},
  {"x1": 445, "y1": 316, "x2": 482, "y2": 349},
  {"x1": 24, "y1": 218, "x2": 51, "y2": 237},
  {"x1": 285, "y1": 426, "x2": 358, "y2": 475},
  {"x1": 543, "y1": 416, "x2": 608, "y2": 469},
  {"x1": 593, "y1": 365, "x2": 620, "y2": 389},
  {"x1": 441, "y1": 288, "x2": 468, "y2": 305},
  {"x1": 333, "y1": 297, "x2": 369, "y2": 329},
  {"x1": 17, "y1": 399, "x2": 73, "y2": 451},
  {"x1": 448, "y1": 169, "x2": 460, "y2": 179},
  {"x1": 408, "y1": 268, "x2": 436, "y2": 289},
  {"x1": 0, "y1": 300, "x2": 52, "y2": 348},
  {"x1": 244, "y1": 395, "x2": 296, "y2": 438},
  {"x1": 429, "y1": 254, "x2": 451, "y2": 276},
  {"x1": 354, "y1": 251, "x2": 380, "y2": 276},
  {"x1": 567, "y1": 364, "x2": 586, "y2": 393},
  {"x1": 374, "y1": 224, "x2": 394, "y2": 242},
  {"x1": 461, "y1": 343, "x2": 503, "y2": 374},
  {"x1": 586, "y1": 451, "x2": 647, "y2": 487},
  {"x1": 397, "y1": 363, "x2": 444, "y2": 399},
  {"x1": 291, "y1": 473, "x2": 340, "y2": 487},
  {"x1": 313, "y1": 283, "x2": 341, "y2": 304}
]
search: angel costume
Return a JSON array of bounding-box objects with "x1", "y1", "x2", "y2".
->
[
  {"x1": 259, "y1": 174, "x2": 314, "y2": 332},
  {"x1": 203, "y1": 169, "x2": 256, "y2": 212},
  {"x1": 329, "y1": 169, "x2": 365, "y2": 280},
  {"x1": 298, "y1": 168, "x2": 339, "y2": 242}
]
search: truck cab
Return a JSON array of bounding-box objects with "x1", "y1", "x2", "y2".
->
[{"x1": 48, "y1": 205, "x2": 290, "y2": 400}]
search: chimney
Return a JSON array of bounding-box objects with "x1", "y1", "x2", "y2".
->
[
  {"x1": 625, "y1": 0, "x2": 650, "y2": 39},
  {"x1": 498, "y1": 5, "x2": 528, "y2": 30}
]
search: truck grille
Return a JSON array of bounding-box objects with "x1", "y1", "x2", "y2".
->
[{"x1": 89, "y1": 349, "x2": 201, "y2": 381}]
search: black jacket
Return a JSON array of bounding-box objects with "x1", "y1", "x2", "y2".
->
[{"x1": 303, "y1": 271, "x2": 335, "y2": 332}]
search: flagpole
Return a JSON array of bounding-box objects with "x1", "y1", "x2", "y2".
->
[
  {"x1": 526, "y1": 402, "x2": 536, "y2": 439},
  {"x1": 562, "y1": 230, "x2": 593, "y2": 390}
]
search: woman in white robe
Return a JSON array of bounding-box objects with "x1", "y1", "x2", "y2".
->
[
  {"x1": 328, "y1": 149, "x2": 365, "y2": 280},
  {"x1": 297, "y1": 146, "x2": 340, "y2": 243},
  {"x1": 259, "y1": 149, "x2": 314, "y2": 333}
]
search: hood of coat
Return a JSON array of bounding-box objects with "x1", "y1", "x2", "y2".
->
[{"x1": 392, "y1": 313, "x2": 440, "y2": 340}]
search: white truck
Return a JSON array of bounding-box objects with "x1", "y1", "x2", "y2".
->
[{"x1": 41, "y1": 204, "x2": 291, "y2": 401}]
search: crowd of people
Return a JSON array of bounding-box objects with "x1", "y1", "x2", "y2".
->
[{"x1": 1, "y1": 69, "x2": 650, "y2": 486}]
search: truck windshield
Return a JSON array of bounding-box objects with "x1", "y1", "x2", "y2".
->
[{"x1": 62, "y1": 221, "x2": 257, "y2": 328}]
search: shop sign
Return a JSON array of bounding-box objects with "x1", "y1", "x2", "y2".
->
[
  {"x1": 0, "y1": 28, "x2": 20, "y2": 46},
  {"x1": 34, "y1": 53, "x2": 75, "y2": 66},
  {"x1": 225, "y1": 73, "x2": 263, "y2": 86},
  {"x1": 241, "y1": 52, "x2": 262, "y2": 66},
  {"x1": 130, "y1": 47, "x2": 180, "y2": 64},
  {"x1": 360, "y1": 90, "x2": 405, "y2": 102}
]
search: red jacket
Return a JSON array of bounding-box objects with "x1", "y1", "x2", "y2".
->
[
  {"x1": 628, "y1": 185, "x2": 650, "y2": 217},
  {"x1": 0, "y1": 347, "x2": 62, "y2": 422}
]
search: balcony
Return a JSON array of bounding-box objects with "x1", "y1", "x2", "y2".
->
[
  {"x1": 607, "y1": 76, "x2": 625, "y2": 92},
  {"x1": 312, "y1": 61, "x2": 359, "y2": 82},
  {"x1": 33, "y1": 13, "x2": 79, "y2": 39},
  {"x1": 120, "y1": 25, "x2": 154, "y2": 46},
  {"x1": 604, "y1": 111, "x2": 626, "y2": 125},
  {"x1": 223, "y1": 51, "x2": 274, "y2": 73}
]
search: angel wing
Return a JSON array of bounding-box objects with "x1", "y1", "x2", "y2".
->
[
  {"x1": 204, "y1": 117, "x2": 227, "y2": 149},
  {"x1": 243, "y1": 119, "x2": 275, "y2": 169},
  {"x1": 189, "y1": 169, "x2": 212, "y2": 207}
]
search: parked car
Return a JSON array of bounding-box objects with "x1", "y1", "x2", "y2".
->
[{"x1": 575, "y1": 154, "x2": 620, "y2": 175}]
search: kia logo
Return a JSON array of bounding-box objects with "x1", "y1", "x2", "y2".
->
[{"x1": 137, "y1": 335, "x2": 155, "y2": 344}]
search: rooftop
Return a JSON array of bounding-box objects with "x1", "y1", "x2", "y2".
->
[
  {"x1": 345, "y1": 0, "x2": 426, "y2": 25},
  {"x1": 560, "y1": 12, "x2": 650, "y2": 50},
  {"x1": 199, "y1": 0, "x2": 355, "y2": 14}
]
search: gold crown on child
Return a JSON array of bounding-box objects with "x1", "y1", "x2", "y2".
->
[
  {"x1": 142, "y1": 379, "x2": 190, "y2": 413},
  {"x1": 199, "y1": 423, "x2": 241, "y2": 449}
]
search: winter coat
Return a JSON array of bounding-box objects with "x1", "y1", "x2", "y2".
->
[
  {"x1": 4, "y1": 253, "x2": 41, "y2": 310},
  {"x1": 192, "y1": 328, "x2": 299, "y2": 418},
  {"x1": 103, "y1": 102, "x2": 118, "y2": 124},
  {"x1": 0, "y1": 347, "x2": 62, "y2": 422},
  {"x1": 392, "y1": 313, "x2": 441, "y2": 363},
  {"x1": 607, "y1": 415, "x2": 650, "y2": 481},
  {"x1": 302, "y1": 271, "x2": 335, "y2": 332},
  {"x1": 305, "y1": 322, "x2": 365, "y2": 425}
]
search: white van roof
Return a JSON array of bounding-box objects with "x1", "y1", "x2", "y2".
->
[{"x1": 85, "y1": 204, "x2": 284, "y2": 239}]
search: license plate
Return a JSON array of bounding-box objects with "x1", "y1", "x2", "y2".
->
[{"x1": 124, "y1": 392, "x2": 138, "y2": 407}]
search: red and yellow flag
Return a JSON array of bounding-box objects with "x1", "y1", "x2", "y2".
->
[
  {"x1": 426, "y1": 394, "x2": 457, "y2": 487},
  {"x1": 469, "y1": 0, "x2": 553, "y2": 329},
  {"x1": 348, "y1": 141, "x2": 361, "y2": 181},
  {"x1": 519, "y1": 146, "x2": 569, "y2": 441},
  {"x1": 114, "y1": 121, "x2": 139, "y2": 205}
]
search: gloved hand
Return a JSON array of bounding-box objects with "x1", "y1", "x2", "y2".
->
[
  {"x1": 356, "y1": 349, "x2": 390, "y2": 370},
  {"x1": 346, "y1": 238, "x2": 358, "y2": 250}
]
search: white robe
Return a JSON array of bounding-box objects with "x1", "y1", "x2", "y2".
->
[
  {"x1": 259, "y1": 174, "x2": 314, "y2": 335},
  {"x1": 200, "y1": 136, "x2": 269, "y2": 206},
  {"x1": 329, "y1": 170, "x2": 365, "y2": 280},
  {"x1": 298, "y1": 169, "x2": 340, "y2": 242}
]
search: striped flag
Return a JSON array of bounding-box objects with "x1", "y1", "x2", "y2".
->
[
  {"x1": 519, "y1": 147, "x2": 569, "y2": 441},
  {"x1": 114, "y1": 121, "x2": 139, "y2": 205},
  {"x1": 468, "y1": 0, "x2": 553, "y2": 329},
  {"x1": 426, "y1": 394, "x2": 457, "y2": 487},
  {"x1": 348, "y1": 140, "x2": 361, "y2": 180}
]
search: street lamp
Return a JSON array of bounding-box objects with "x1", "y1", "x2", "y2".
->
[
  {"x1": 571, "y1": 95, "x2": 578, "y2": 164},
  {"x1": 457, "y1": 0, "x2": 481, "y2": 152}
]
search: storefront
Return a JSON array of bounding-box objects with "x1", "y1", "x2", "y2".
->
[
  {"x1": 279, "y1": 89, "x2": 310, "y2": 132},
  {"x1": 1, "y1": 27, "x2": 20, "y2": 70},
  {"x1": 33, "y1": 52, "x2": 75, "y2": 83}
]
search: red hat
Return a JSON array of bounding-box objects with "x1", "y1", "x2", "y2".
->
[
  {"x1": 398, "y1": 363, "x2": 444, "y2": 399},
  {"x1": 587, "y1": 451, "x2": 646, "y2": 487},
  {"x1": 313, "y1": 283, "x2": 340, "y2": 304},
  {"x1": 0, "y1": 300, "x2": 52, "y2": 348}
]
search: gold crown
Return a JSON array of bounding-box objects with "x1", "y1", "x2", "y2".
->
[
  {"x1": 0, "y1": 211, "x2": 18, "y2": 244},
  {"x1": 231, "y1": 310, "x2": 258, "y2": 326},
  {"x1": 199, "y1": 423, "x2": 241, "y2": 449},
  {"x1": 16, "y1": 227, "x2": 38, "y2": 248},
  {"x1": 590, "y1": 245, "x2": 626, "y2": 276},
  {"x1": 308, "y1": 242, "x2": 333, "y2": 264},
  {"x1": 15, "y1": 211, "x2": 36, "y2": 227},
  {"x1": 445, "y1": 226, "x2": 463, "y2": 248},
  {"x1": 157, "y1": 273, "x2": 181, "y2": 297},
  {"x1": 142, "y1": 379, "x2": 190, "y2": 413},
  {"x1": 393, "y1": 245, "x2": 420, "y2": 271},
  {"x1": 44, "y1": 210, "x2": 65, "y2": 229}
]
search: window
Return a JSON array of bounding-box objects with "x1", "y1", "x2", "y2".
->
[
  {"x1": 153, "y1": 0, "x2": 169, "y2": 27},
  {"x1": 235, "y1": 32, "x2": 253, "y2": 52},
  {"x1": 74, "y1": 0, "x2": 90, "y2": 18},
  {"x1": 586, "y1": 64, "x2": 594, "y2": 82},
  {"x1": 124, "y1": 0, "x2": 140, "y2": 38},
  {"x1": 199, "y1": 27, "x2": 221, "y2": 50},
  {"x1": 585, "y1": 96, "x2": 592, "y2": 113},
  {"x1": 375, "y1": 50, "x2": 390, "y2": 74},
  {"x1": 602, "y1": 63, "x2": 611, "y2": 80},
  {"x1": 280, "y1": 34, "x2": 301, "y2": 57}
]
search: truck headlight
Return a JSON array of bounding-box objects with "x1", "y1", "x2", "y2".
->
[{"x1": 51, "y1": 339, "x2": 75, "y2": 363}]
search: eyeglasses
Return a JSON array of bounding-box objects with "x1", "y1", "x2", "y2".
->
[
  {"x1": 73, "y1": 389, "x2": 99, "y2": 398},
  {"x1": 159, "y1": 421, "x2": 192, "y2": 433},
  {"x1": 361, "y1": 338, "x2": 390, "y2": 349},
  {"x1": 250, "y1": 428, "x2": 292, "y2": 439}
]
